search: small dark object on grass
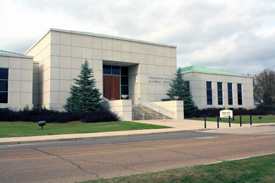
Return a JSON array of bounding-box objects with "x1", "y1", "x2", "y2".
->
[
  {"x1": 258, "y1": 115, "x2": 262, "y2": 121},
  {"x1": 38, "y1": 121, "x2": 46, "y2": 130}
]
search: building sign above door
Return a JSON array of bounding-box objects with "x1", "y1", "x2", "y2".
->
[{"x1": 148, "y1": 76, "x2": 172, "y2": 84}]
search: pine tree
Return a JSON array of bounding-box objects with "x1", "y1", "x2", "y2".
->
[
  {"x1": 64, "y1": 60, "x2": 102, "y2": 113},
  {"x1": 165, "y1": 68, "x2": 198, "y2": 117}
]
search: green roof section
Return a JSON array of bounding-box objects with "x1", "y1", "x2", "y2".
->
[
  {"x1": 181, "y1": 66, "x2": 246, "y2": 76},
  {"x1": 0, "y1": 49, "x2": 25, "y2": 56}
]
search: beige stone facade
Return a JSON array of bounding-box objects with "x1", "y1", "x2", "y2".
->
[
  {"x1": 1, "y1": 28, "x2": 256, "y2": 117},
  {"x1": 1, "y1": 28, "x2": 257, "y2": 119},
  {"x1": 0, "y1": 53, "x2": 33, "y2": 109},
  {"x1": 153, "y1": 101, "x2": 184, "y2": 119},
  {"x1": 25, "y1": 28, "x2": 177, "y2": 110},
  {"x1": 109, "y1": 100, "x2": 132, "y2": 121},
  {"x1": 182, "y1": 70, "x2": 255, "y2": 109}
]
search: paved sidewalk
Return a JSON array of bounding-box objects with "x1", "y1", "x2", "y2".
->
[{"x1": 1, "y1": 119, "x2": 274, "y2": 145}]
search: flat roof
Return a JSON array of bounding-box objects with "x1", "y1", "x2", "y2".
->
[
  {"x1": 51, "y1": 28, "x2": 176, "y2": 48},
  {"x1": 0, "y1": 49, "x2": 32, "y2": 58},
  {"x1": 181, "y1": 66, "x2": 250, "y2": 77},
  {"x1": 26, "y1": 28, "x2": 176, "y2": 54}
]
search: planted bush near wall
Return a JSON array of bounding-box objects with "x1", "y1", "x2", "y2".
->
[
  {"x1": 80, "y1": 110, "x2": 119, "y2": 122},
  {"x1": 0, "y1": 108, "x2": 119, "y2": 123},
  {"x1": 194, "y1": 108, "x2": 221, "y2": 117},
  {"x1": 193, "y1": 107, "x2": 275, "y2": 118},
  {"x1": 256, "y1": 104, "x2": 275, "y2": 111}
]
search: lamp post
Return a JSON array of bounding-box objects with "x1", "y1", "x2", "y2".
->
[
  {"x1": 38, "y1": 121, "x2": 46, "y2": 130},
  {"x1": 258, "y1": 115, "x2": 262, "y2": 121}
]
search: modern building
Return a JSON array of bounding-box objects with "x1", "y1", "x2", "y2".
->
[
  {"x1": 0, "y1": 50, "x2": 33, "y2": 109},
  {"x1": 25, "y1": 28, "x2": 177, "y2": 110},
  {"x1": 0, "y1": 28, "x2": 256, "y2": 120},
  {"x1": 0, "y1": 28, "x2": 183, "y2": 120},
  {"x1": 181, "y1": 66, "x2": 255, "y2": 109}
]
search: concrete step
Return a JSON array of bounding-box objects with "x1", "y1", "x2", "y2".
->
[{"x1": 132, "y1": 105, "x2": 171, "y2": 120}]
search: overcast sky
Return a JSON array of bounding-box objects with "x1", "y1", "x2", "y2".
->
[{"x1": 0, "y1": 0, "x2": 274, "y2": 75}]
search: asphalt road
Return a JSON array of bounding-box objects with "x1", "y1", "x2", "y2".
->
[{"x1": 0, "y1": 126, "x2": 274, "y2": 183}]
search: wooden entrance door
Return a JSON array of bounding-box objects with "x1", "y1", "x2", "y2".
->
[{"x1": 103, "y1": 75, "x2": 120, "y2": 100}]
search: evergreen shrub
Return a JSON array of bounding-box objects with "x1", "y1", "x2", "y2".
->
[
  {"x1": 256, "y1": 104, "x2": 275, "y2": 111},
  {"x1": 64, "y1": 61, "x2": 102, "y2": 113},
  {"x1": 0, "y1": 108, "x2": 119, "y2": 123},
  {"x1": 163, "y1": 68, "x2": 198, "y2": 118},
  {"x1": 80, "y1": 110, "x2": 119, "y2": 123}
]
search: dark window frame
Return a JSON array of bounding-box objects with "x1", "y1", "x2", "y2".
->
[
  {"x1": 103, "y1": 65, "x2": 129, "y2": 99},
  {"x1": 228, "y1": 83, "x2": 233, "y2": 105},
  {"x1": 185, "y1": 81, "x2": 190, "y2": 91},
  {"x1": 237, "y1": 83, "x2": 242, "y2": 105},
  {"x1": 217, "y1": 82, "x2": 223, "y2": 105},
  {"x1": 206, "y1": 81, "x2": 212, "y2": 105},
  {"x1": 0, "y1": 68, "x2": 8, "y2": 103}
]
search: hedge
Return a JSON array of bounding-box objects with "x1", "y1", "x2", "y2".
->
[
  {"x1": 193, "y1": 107, "x2": 275, "y2": 118},
  {"x1": 0, "y1": 108, "x2": 119, "y2": 123}
]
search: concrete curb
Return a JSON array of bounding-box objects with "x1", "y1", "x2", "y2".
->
[
  {"x1": 1, "y1": 122, "x2": 274, "y2": 146},
  {"x1": 0, "y1": 128, "x2": 218, "y2": 146}
]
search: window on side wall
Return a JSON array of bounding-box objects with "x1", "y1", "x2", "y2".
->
[
  {"x1": 217, "y1": 82, "x2": 223, "y2": 105},
  {"x1": 206, "y1": 81, "x2": 212, "y2": 105},
  {"x1": 237, "y1": 83, "x2": 242, "y2": 105},
  {"x1": 185, "y1": 81, "x2": 190, "y2": 91},
  {"x1": 0, "y1": 68, "x2": 8, "y2": 103},
  {"x1": 228, "y1": 83, "x2": 233, "y2": 105}
]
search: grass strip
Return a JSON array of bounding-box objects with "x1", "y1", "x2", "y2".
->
[
  {"x1": 80, "y1": 153, "x2": 275, "y2": 183},
  {"x1": 0, "y1": 121, "x2": 169, "y2": 138},
  {"x1": 194, "y1": 115, "x2": 275, "y2": 124}
]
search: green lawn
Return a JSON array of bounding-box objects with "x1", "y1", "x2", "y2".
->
[
  {"x1": 80, "y1": 153, "x2": 275, "y2": 183},
  {"x1": 0, "y1": 121, "x2": 169, "y2": 138},
  {"x1": 195, "y1": 115, "x2": 275, "y2": 124}
]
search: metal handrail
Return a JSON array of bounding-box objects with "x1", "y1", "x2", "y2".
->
[{"x1": 138, "y1": 98, "x2": 175, "y2": 119}]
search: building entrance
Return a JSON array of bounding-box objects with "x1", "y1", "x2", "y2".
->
[
  {"x1": 103, "y1": 75, "x2": 120, "y2": 100},
  {"x1": 103, "y1": 65, "x2": 129, "y2": 100}
]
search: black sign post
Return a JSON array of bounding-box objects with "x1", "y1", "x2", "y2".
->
[
  {"x1": 204, "y1": 116, "x2": 207, "y2": 129},
  {"x1": 240, "y1": 116, "x2": 242, "y2": 127},
  {"x1": 240, "y1": 115, "x2": 242, "y2": 127}
]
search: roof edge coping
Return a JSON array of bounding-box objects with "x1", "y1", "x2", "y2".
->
[
  {"x1": 181, "y1": 66, "x2": 252, "y2": 78},
  {"x1": 50, "y1": 28, "x2": 177, "y2": 48},
  {"x1": 0, "y1": 50, "x2": 33, "y2": 59},
  {"x1": 25, "y1": 28, "x2": 177, "y2": 54}
]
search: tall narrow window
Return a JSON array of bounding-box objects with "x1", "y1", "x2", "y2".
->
[
  {"x1": 237, "y1": 83, "x2": 242, "y2": 105},
  {"x1": 228, "y1": 83, "x2": 233, "y2": 105},
  {"x1": 217, "y1": 82, "x2": 223, "y2": 105},
  {"x1": 206, "y1": 81, "x2": 212, "y2": 105},
  {"x1": 185, "y1": 81, "x2": 190, "y2": 91},
  {"x1": 120, "y1": 67, "x2": 129, "y2": 99},
  {"x1": 0, "y1": 68, "x2": 8, "y2": 103}
]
